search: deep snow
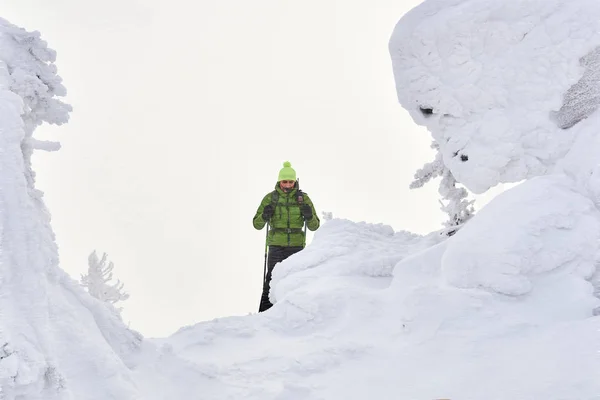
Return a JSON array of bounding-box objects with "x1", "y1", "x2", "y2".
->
[{"x1": 1, "y1": 0, "x2": 600, "y2": 399}]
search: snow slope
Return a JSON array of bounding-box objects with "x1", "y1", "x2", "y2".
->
[
  {"x1": 2, "y1": 0, "x2": 600, "y2": 398},
  {"x1": 160, "y1": 0, "x2": 600, "y2": 399},
  {"x1": 163, "y1": 217, "x2": 600, "y2": 399}
]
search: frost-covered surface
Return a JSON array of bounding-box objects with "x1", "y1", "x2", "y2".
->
[
  {"x1": 5, "y1": 0, "x2": 600, "y2": 398},
  {"x1": 389, "y1": 0, "x2": 600, "y2": 194},
  {"x1": 0, "y1": 17, "x2": 130, "y2": 399},
  {"x1": 0, "y1": 18, "x2": 218, "y2": 399},
  {"x1": 162, "y1": 218, "x2": 600, "y2": 399},
  {"x1": 159, "y1": 0, "x2": 600, "y2": 398},
  {"x1": 161, "y1": 221, "x2": 446, "y2": 399}
]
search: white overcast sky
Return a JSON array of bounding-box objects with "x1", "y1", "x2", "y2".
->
[{"x1": 4, "y1": 0, "x2": 500, "y2": 337}]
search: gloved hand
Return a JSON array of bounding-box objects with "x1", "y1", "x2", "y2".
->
[
  {"x1": 300, "y1": 204, "x2": 313, "y2": 221},
  {"x1": 262, "y1": 204, "x2": 274, "y2": 221}
]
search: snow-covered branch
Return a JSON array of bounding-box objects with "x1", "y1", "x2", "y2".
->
[
  {"x1": 81, "y1": 251, "x2": 130, "y2": 309},
  {"x1": 410, "y1": 142, "x2": 475, "y2": 235}
]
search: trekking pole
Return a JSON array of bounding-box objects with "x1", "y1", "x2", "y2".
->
[
  {"x1": 263, "y1": 222, "x2": 269, "y2": 282},
  {"x1": 303, "y1": 221, "x2": 307, "y2": 248},
  {"x1": 259, "y1": 222, "x2": 269, "y2": 311},
  {"x1": 296, "y1": 178, "x2": 308, "y2": 248}
]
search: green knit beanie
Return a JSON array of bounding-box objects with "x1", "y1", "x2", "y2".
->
[{"x1": 277, "y1": 161, "x2": 297, "y2": 181}]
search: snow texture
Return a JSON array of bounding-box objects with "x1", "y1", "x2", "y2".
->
[
  {"x1": 3, "y1": 0, "x2": 600, "y2": 398},
  {"x1": 389, "y1": 0, "x2": 600, "y2": 194},
  {"x1": 0, "y1": 17, "x2": 217, "y2": 400}
]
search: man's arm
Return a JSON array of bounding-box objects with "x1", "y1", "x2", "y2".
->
[
  {"x1": 303, "y1": 194, "x2": 320, "y2": 231},
  {"x1": 253, "y1": 194, "x2": 271, "y2": 230}
]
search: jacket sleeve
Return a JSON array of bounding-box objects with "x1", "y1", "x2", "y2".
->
[
  {"x1": 253, "y1": 194, "x2": 272, "y2": 230},
  {"x1": 303, "y1": 194, "x2": 320, "y2": 231}
]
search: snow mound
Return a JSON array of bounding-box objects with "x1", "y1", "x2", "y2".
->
[
  {"x1": 389, "y1": 0, "x2": 600, "y2": 194},
  {"x1": 165, "y1": 216, "x2": 600, "y2": 399}
]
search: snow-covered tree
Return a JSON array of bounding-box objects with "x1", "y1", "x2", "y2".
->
[
  {"x1": 0, "y1": 18, "x2": 76, "y2": 397},
  {"x1": 411, "y1": 141, "x2": 475, "y2": 235},
  {"x1": 0, "y1": 19, "x2": 72, "y2": 193},
  {"x1": 0, "y1": 17, "x2": 140, "y2": 399},
  {"x1": 437, "y1": 170, "x2": 475, "y2": 235},
  {"x1": 81, "y1": 251, "x2": 130, "y2": 308}
]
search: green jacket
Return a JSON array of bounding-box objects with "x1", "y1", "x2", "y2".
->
[{"x1": 253, "y1": 183, "x2": 320, "y2": 247}]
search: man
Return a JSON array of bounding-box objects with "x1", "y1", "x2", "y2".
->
[{"x1": 253, "y1": 161, "x2": 320, "y2": 312}]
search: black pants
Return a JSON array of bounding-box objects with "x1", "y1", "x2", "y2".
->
[{"x1": 259, "y1": 245, "x2": 303, "y2": 312}]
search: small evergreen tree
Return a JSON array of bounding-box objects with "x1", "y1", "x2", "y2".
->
[
  {"x1": 437, "y1": 170, "x2": 475, "y2": 235},
  {"x1": 81, "y1": 251, "x2": 129, "y2": 309},
  {"x1": 411, "y1": 141, "x2": 475, "y2": 235}
]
